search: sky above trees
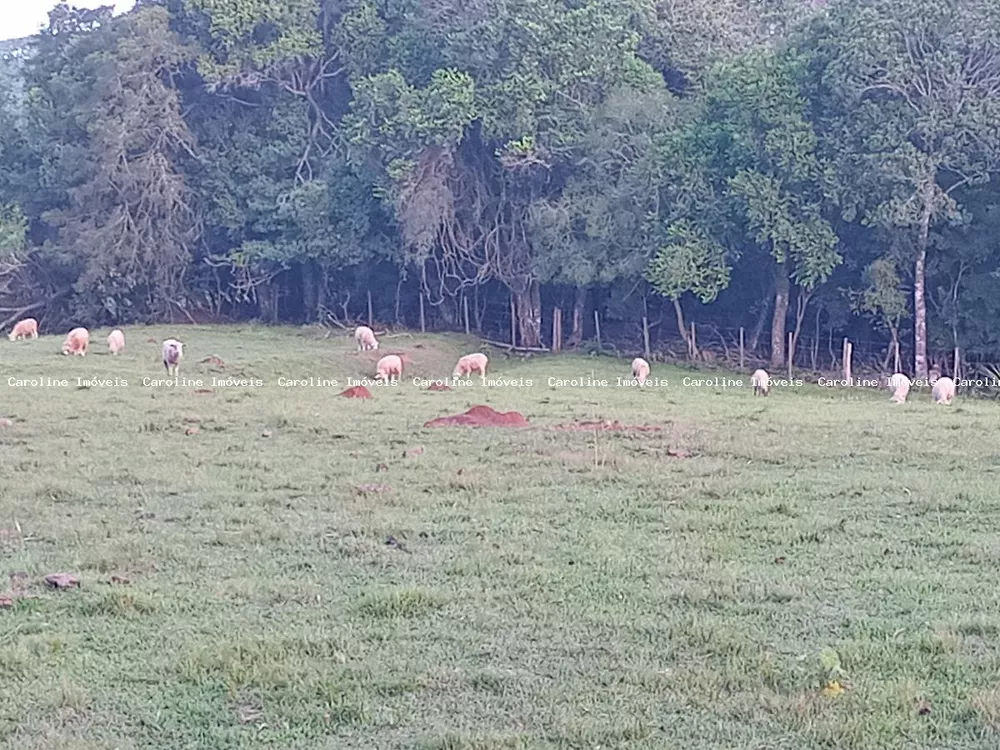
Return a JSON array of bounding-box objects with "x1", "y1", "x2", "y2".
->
[{"x1": 0, "y1": 0, "x2": 135, "y2": 41}]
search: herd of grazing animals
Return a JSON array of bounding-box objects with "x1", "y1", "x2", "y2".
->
[
  {"x1": 454, "y1": 352, "x2": 489, "y2": 378},
  {"x1": 61, "y1": 327, "x2": 89, "y2": 356},
  {"x1": 162, "y1": 339, "x2": 184, "y2": 377},
  {"x1": 631, "y1": 357, "x2": 650, "y2": 385},
  {"x1": 888, "y1": 373, "x2": 910, "y2": 403},
  {"x1": 0, "y1": 316, "x2": 964, "y2": 403},
  {"x1": 107, "y1": 329, "x2": 125, "y2": 355},
  {"x1": 751, "y1": 368, "x2": 770, "y2": 396},
  {"x1": 7, "y1": 317, "x2": 38, "y2": 340},
  {"x1": 6, "y1": 319, "x2": 184, "y2": 376}
]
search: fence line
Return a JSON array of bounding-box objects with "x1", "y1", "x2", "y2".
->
[{"x1": 345, "y1": 291, "x2": 987, "y2": 377}]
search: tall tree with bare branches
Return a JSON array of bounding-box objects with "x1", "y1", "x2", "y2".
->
[
  {"x1": 821, "y1": 0, "x2": 1000, "y2": 378},
  {"x1": 43, "y1": 6, "x2": 200, "y2": 322}
]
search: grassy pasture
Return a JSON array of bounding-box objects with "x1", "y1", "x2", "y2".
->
[{"x1": 1, "y1": 325, "x2": 999, "y2": 749}]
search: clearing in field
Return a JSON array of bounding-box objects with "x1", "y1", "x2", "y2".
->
[{"x1": 1, "y1": 325, "x2": 999, "y2": 749}]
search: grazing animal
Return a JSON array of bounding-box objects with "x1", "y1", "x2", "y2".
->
[
  {"x1": 887, "y1": 373, "x2": 910, "y2": 403},
  {"x1": 751, "y1": 368, "x2": 770, "y2": 396},
  {"x1": 932, "y1": 376, "x2": 956, "y2": 405},
  {"x1": 355, "y1": 325, "x2": 379, "y2": 351},
  {"x1": 375, "y1": 354, "x2": 403, "y2": 382},
  {"x1": 631, "y1": 357, "x2": 650, "y2": 385},
  {"x1": 8, "y1": 318, "x2": 38, "y2": 341},
  {"x1": 162, "y1": 339, "x2": 184, "y2": 377},
  {"x1": 62, "y1": 327, "x2": 89, "y2": 356},
  {"x1": 454, "y1": 352, "x2": 489, "y2": 378},
  {"x1": 107, "y1": 329, "x2": 125, "y2": 355}
]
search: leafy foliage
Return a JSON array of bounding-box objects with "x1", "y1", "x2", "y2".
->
[
  {"x1": 39, "y1": 6, "x2": 199, "y2": 322},
  {"x1": 1, "y1": 0, "x2": 1000, "y2": 367}
]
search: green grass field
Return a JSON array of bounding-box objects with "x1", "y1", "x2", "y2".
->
[{"x1": 1, "y1": 325, "x2": 999, "y2": 749}]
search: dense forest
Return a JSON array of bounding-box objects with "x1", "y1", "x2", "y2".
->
[{"x1": 1, "y1": 0, "x2": 999, "y2": 378}]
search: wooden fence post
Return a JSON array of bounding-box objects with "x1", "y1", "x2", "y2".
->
[{"x1": 787, "y1": 331, "x2": 793, "y2": 380}]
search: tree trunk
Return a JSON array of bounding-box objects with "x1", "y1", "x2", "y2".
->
[
  {"x1": 439, "y1": 296, "x2": 457, "y2": 327},
  {"x1": 258, "y1": 280, "x2": 280, "y2": 323},
  {"x1": 474, "y1": 284, "x2": 484, "y2": 332},
  {"x1": 566, "y1": 286, "x2": 587, "y2": 347},
  {"x1": 301, "y1": 262, "x2": 317, "y2": 323},
  {"x1": 914, "y1": 200, "x2": 932, "y2": 379},
  {"x1": 810, "y1": 306, "x2": 821, "y2": 370},
  {"x1": 394, "y1": 277, "x2": 403, "y2": 325},
  {"x1": 512, "y1": 280, "x2": 542, "y2": 348},
  {"x1": 881, "y1": 342, "x2": 892, "y2": 372},
  {"x1": 672, "y1": 297, "x2": 698, "y2": 358},
  {"x1": 749, "y1": 295, "x2": 770, "y2": 351},
  {"x1": 790, "y1": 288, "x2": 811, "y2": 366},
  {"x1": 316, "y1": 265, "x2": 328, "y2": 315},
  {"x1": 258, "y1": 279, "x2": 273, "y2": 322},
  {"x1": 770, "y1": 262, "x2": 790, "y2": 370}
]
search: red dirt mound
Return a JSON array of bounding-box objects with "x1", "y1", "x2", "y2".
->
[
  {"x1": 339, "y1": 386, "x2": 373, "y2": 399},
  {"x1": 424, "y1": 405, "x2": 528, "y2": 428},
  {"x1": 427, "y1": 382, "x2": 452, "y2": 391},
  {"x1": 552, "y1": 420, "x2": 661, "y2": 432}
]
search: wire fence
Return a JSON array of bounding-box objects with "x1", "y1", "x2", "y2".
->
[{"x1": 320, "y1": 285, "x2": 998, "y2": 391}]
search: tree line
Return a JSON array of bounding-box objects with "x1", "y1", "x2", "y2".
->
[{"x1": 1, "y1": 0, "x2": 999, "y2": 378}]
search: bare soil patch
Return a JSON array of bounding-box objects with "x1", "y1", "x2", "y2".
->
[
  {"x1": 551, "y1": 420, "x2": 661, "y2": 432},
  {"x1": 339, "y1": 385, "x2": 373, "y2": 399},
  {"x1": 424, "y1": 405, "x2": 528, "y2": 428}
]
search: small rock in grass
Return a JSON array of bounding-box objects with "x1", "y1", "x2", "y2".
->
[
  {"x1": 44, "y1": 573, "x2": 80, "y2": 590},
  {"x1": 385, "y1": 535, "x2": 408, "y2": 552}
]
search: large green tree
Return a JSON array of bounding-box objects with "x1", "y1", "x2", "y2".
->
[
  {"x1": 171, "y1": 0, "x2": 393, "y2": 322},
  {"x1": 821, "y1": 0, "x2": 1000, "y2": 378},
  {"x1": 342, "y1": 0, "x2": 664, "y2": 346},
  {"x1": 41, "y1": 5, "x2": 199, "y2": 322},
  {"x1": 648, "y1": 50, "x2": 841, "y2": 368},
  {"x1": 529, "y1": 87, "x2": 678, "y2": 345}
]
